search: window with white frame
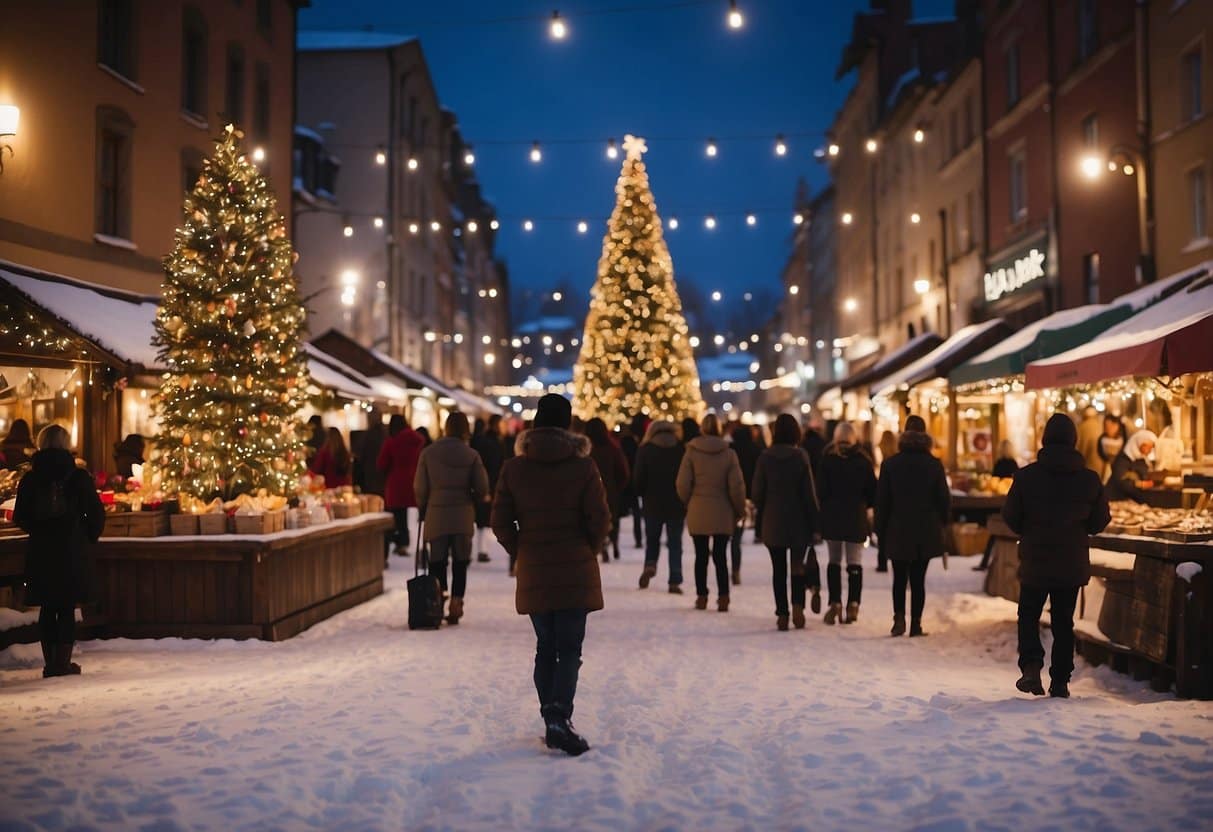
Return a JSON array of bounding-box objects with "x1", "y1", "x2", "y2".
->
[
  {"x1": 1181, "y1": 46, "x2": 1204, "y2": 122},
  {"x1": 1009, "y1": 149, "x2": 1027, "y2": 222},
  {"x1": 1188, "y1": 165, "x2": 1208, "y2": 242}
]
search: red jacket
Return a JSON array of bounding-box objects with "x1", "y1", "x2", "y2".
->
[
  {"x1": 309, "y1": 445, "x2": 352, "y2": 488},
  {"x1": 377, "y1": 428, "x2": 424, "y2": 508}
]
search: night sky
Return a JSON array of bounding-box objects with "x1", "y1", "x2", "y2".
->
[{"x1": 299, "y1": 0, "x2": 955, "y2": 320}]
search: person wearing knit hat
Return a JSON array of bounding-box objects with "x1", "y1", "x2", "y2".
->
[
  {"x1": 1003, "y1": 413, "x2": 1111, "y2": 698},
  {"x1": 491, "y1": 393, "x2": 610, "y2": 756}
]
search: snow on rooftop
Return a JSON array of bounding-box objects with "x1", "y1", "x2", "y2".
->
[
  {"x1": 875, "y1": 318, "x2": 1005, "y2": 395},
  {"x1": 297, "y1": 30, "x2": 416, "y2": 52},
  {"x1": 964, "y1": 304, "x2": 1108, "y2": 366}
]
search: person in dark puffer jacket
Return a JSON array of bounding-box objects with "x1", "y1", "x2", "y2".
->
[
  {"x1": 633, "y1": 420, "x2": 686, "y2": 593},
  {"x1": 816, "y1": 421, "x2": 877, "y2": 626},
  {"x1": 491, "y1": 394, "x2": 610, "y2": 756},
  {"x1": 876, "y1": 415, "x2": 950, "y2": 638},
  {"x1": 1002, "y1": 413, "x2": 1111, "y2": 698}
]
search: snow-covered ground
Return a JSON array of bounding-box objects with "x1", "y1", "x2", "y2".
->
[{"x1": 2, "y1": 535, "x2": 1211, "y2": 831}]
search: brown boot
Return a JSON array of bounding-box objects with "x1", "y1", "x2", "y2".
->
[
  {"x1": 446, "y1": 597, "x2": 464, "y2": 625},
  {"x1": 717, "y1": 596, "x2": 730, "y2": 612},
  {"x1": 824, "y1": 602, "x2": 842, "y2": 626},
  {"x1": 776, "y1": 615, "x2": 789, "y2": 631},
  {"x1": 638, "y1": 564, "x2": 656, "y2": 589},
  {"x1": 792, "y1": 605, "x2": 806, "y2": 629},
  {"x1": 695, "y1": 595, "x2": 709, "y2": 610},
  {"x1": 844, "y1": 602, "x2": 859, "y2": 624}
]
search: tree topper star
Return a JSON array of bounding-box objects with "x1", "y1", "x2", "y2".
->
[{"x1": 623, "y1": 134, "x2": 647, "y2": 160}]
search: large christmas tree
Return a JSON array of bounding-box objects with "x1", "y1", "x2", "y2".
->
[
  {"x1": 572, "y1": 135, "x2": 704, "y2": 422},
  {"x1": 153, "y1": 125, "x2": 310, "y2": 499}
]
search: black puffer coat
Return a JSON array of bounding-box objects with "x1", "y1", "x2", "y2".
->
[
  {"x1": 751, "y1": 444, "x2": 818, "y2": 549},
  {"x1": 875, "y1": 431, "x2": 951, "y2": 561},
  {"x1": 13, "y1": 449, "x2": 106, "y2": 606},
  {"x1": 632, "y1": 424, "x2": 685, "y2": 521},
  {"x1": 816, "y1": 442, "x2": 877, "y2": 543},
  {"x1": 1002, "y1": 445, "x2": 1111, "y2": 587},
  {"x1": 731, "y1": 429, "x2": 761, "y2": 499}
]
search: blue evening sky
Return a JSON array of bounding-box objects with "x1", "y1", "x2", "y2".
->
[{"x1": 299, "y1": 0, "x2": 955, "y2": 310}]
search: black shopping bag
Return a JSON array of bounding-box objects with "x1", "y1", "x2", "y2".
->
[{"x1": 407, "y1": 521, "x2": 443, "y2": 630}]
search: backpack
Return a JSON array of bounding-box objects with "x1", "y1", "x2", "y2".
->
[{"x1": 34, "y1": 472, "x2": 76, "y2": 523}]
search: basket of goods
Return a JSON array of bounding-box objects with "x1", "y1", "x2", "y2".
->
[
  {"x1": 330, "y1": 488, "x2": 362, "y2": 520},
  {"x1": 358, "y1": 493, "x2": 385, "y2": 514}
]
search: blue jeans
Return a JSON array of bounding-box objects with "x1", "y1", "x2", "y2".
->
[
  {"x1": 530, "y1": 609, "x2": 588, "y2": 714},
  {"x1": 644, "y1": 515, "x2": 684, "y2": 586}
]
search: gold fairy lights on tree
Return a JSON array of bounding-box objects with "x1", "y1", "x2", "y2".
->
[
  {"x1": 573, "y1": 134, "x2": 704, "y2": 422},
  {"x1": 153, "y1": 125, "x2": 310, "y2": 499}
]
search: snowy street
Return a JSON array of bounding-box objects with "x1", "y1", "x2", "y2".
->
[{"x1": 2, "y1": 536, "x2": 1211, "y2": 832}]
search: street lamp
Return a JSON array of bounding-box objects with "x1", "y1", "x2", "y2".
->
[
  {"x1": 1084, "y1": 144, "x2": 1155, "y2": 283},
  {"x1": 0, "y1": 103, "x2": 20, "y2": 173}
]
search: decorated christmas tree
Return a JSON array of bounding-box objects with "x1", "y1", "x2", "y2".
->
[
  {"x1": 153, "y1": 125, "x2": 310, "y2": 499},
  {"x1": 572, "y1": 135, "x2": 704, "y2": 422}
]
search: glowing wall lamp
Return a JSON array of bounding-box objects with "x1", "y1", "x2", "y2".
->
[{"x1": 0, "y1": 104, "x2": 19, "y2": 174}]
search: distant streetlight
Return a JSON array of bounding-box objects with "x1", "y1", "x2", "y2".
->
[
  {"x1": 843, "y1": 297, "x2": 859, "y2": 313},
  {"x1": 711, "y1": 290, "x2": 722, "y2": 302},
  {"x1": 727, "y1": 1, "x2": 744, "y2": 30},
  {"x1": 549, "y1": 11, "x2": 567, "y2": 40},
  {"x1": 1080, "y1": 155, "x2": 1102, "y2": 180}
]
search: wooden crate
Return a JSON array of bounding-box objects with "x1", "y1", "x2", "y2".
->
[
  {"x1": 100, "y1": 512, "x2": 131, "y2": 537},
  {"x1": 169, "y1": 514, "x2": 200, "y2": 536},
  {"x1": 198, "y1": 513, "x2": 229, "y2": 535},
  {"x1": 233, "y1": 513, "x2": 273, "y2": 535},
  {"x1": 951, "y1": 522, "x2": 990, "y2": 557},
  {"x1": 127, "y1": 511, "x2": 169, "y2": 537},
  {"x1": 331, "y1": 502, "x2": 361, "y2": 519}
]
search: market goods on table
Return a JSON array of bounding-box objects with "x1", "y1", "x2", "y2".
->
[{"x1": 1105, "y1": 499, "x2": 1213, "y2": 542}]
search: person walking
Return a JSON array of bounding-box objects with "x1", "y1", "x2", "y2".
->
[
  {"x1": 491, "y1": 394, "x2": 610, "y2": 756},
  {"x1": 799, "y1": 416, "x2": 827, "y2": 479},
  {"x1": 676, "y1": 414, "x2": 746, "y2": 612},
  {"x1": 12, "y1": 425, "x2": 106, "y2": 678},
  {"x1": 378, "y1": 414, "x2": 425, "y2": 556},
  {"x1": 585, "y1": 418, "x2": 630, "y2": 563},
  {"x1": 356, "y1": 411, "x2": 388, "y2": 498},
  {"x1": 681, "y1": 417, "x2": 700, "y2": 442},
  {"x1": 1105, "y1": 429, "x2": 1158, "y2": 503},
  {"x1": 1002, "y1": 413, "x2": 1111, "y2": 698},
  {"x1": 1, "y1": 418, "x2": 35, "y2": 469},
  {"x1": 728, "y1": 423, "x2": 760, "y2": 585},
  {"x1": 471, "y1": 416, "x2": 505, "y2": 564},
  {"x1": 876, "y1": 415, "x2": 951, "y2": 637},
  {"x1": 817, "y1": 421, "x2": 878, "y2": 625},
  {"x1": 874, "y1": 429, "x2": 899, "y2": 573},
  {"x1": 414, "y1": 412, "x2": 489, "y2": 625},
  {"x1": 992, "y1": 440, "x2": 1020, "y2": 478},
  {"x1": 619, "y1": 414, "x2": 648, "y2": 550},
  {"x1": 309, "y1": 427, "x2": 352, "y2": 488},
  {"x1": 633, "y1": 420, "x2": 686, "y2": 593},
  {"x1": 751, "y1": 414, "x2": 820, "y2": 630}
]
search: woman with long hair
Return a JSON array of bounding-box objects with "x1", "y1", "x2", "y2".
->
[
  {"x1": 585, "y1": 418, "x2": 630, "y2": 562},
  {"x1": 310, "y1": 426, "x2": 352, "y2": 488},
  {"x1": 378, "y1": 413, "x2": 425, "y2": 555},
  {"x1": 676, "y1": 414, "x2": 746, "y2": 612},
  {"x1": 817, "y1": 421, "x2": 877, "y2": 625},
  {"x1": 751, "y1": 414, "x2": 820, "y2": 630}
]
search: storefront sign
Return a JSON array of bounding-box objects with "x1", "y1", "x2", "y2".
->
[{"x1": 984, "y1": 247, "x2": 1046, "y2": 303}]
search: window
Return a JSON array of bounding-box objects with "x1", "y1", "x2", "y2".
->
[
  {"x1": 1083, "y1": 252, "x2": 1101, "y2": 304},
  {"x1": 224, "y1": 44, "x2": 245, "y2": 126},
  {"x1": 256, "y1": 0, "x2": 272, "y2": 36},
  {"x1": 182, "y1": 147, "x2": 205, "y2": 194},
  {"x1": 1009, "y1": 149, "x2": 1027, "y2": 222},
  {"x1": 96, "y1": 107, "x2": 134, "y2": 239},
  {"x1": 181, "y1": 7, "x2": 208, "y2": 118},
  {"x1": 98, "y1": 0, "x2": 136, "y2": 81},
  {"x1": 1189, "y1": 166, "x2": 1208, "y2": 242},
  {"x1": 1006, "y1": 42, "x2": 1021, "y2": 109},
  {"x1": 253, "y1": 62, "x2": 270, "y2": 140},
  {"x1": 1077, "y1": 0, "x2": 1098, "y2": 62},
  {"x1": 1082, "y1": 113, "x2": 1099, "y2": 148},
  {"x1": 1181, "y1": 47, "x2": 1204, "y2": 122}
]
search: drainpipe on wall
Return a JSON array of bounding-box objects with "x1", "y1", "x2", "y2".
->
[
  {"x1": 1135, "y1": 0, "x2": 1156, "y2": 284},
  {"x1": 1045, "y1": 2, "x2": 1062, "y2": 314}
]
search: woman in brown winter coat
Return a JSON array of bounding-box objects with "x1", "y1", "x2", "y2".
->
[
  {"x1": 751, "y1": 414, "x2": 820, "y2": 630},
  {"x1": 676, "y1": 413, "x2": 746, "y2": 611},
  {"x1": 585, "y1": 417, "x2": 630, "y2": 562},
  {"x1": 491, "y1": 394, "x2": 610, "y2": 756},
  {"x1": 414, "y1": 412, "x2": 489, "y2": 624}
]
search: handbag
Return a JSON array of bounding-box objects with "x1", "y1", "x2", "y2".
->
[{"x1": 406, "y1": 520, "x2": 444, "y2": 630}]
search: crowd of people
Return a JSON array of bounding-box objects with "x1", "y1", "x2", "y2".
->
[{"x1": 8, "y1": 393, "x2": 1135, "y2": 755}]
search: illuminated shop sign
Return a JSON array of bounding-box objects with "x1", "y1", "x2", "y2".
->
[{"x1": 984, "y1": 247, "x2": 1045, "y2": 303}]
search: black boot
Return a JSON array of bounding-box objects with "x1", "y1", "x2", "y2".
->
[
  {"x1": 890, "y1": 615, "x2": 906, "y2": 637},
  {"x1": 1017, "y1": 663, "x2": 1046, "y2": 696},
  {"x1": 826, "y1": 563, "x2": 842, "y2": 607},
  {"x1": 542, "y1": 704, "x2": 590, "y2": 756},
  {"x1": 845, "y1": 565, "x2": 863, "y2": 623},
  {"x1": 58, "y1": 642, "x2": 82, "y2": 675},
  {"x1": 41, "y1": 641, "x2": 57, "y2": 678},
  {"x1": 909, "y1": 620, "x2": 927, "y2": 638},
  {"x1": 1049, "y1": 678, "x2": 1071, "y2": 698}
]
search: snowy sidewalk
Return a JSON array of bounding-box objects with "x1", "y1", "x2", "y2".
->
[{"x1": 2, "y1": 537, "x2": 1211, "y2": 831}]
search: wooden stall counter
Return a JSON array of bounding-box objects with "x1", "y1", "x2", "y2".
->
[{"x1": 95, "y1": 512, "x2": 392, "y2": 642}]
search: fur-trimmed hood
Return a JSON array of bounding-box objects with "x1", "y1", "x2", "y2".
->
[
  {"x1": 686, "y1": 435, "x2": 730, "y2": 455},
  {"x1": 515, "y1": 427, "x2": 592, "y2": 463},
  {"x1": 642, "y1": 420, "x2": 681, "y2": 448},
  {"x1": 898, "y1": 430, "x2": 934, "y2": 454}
]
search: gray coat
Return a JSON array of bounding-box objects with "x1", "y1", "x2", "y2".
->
[
  {"x1": 414, "y1": 437, "x2": 490, "y2": 545},
  {"x1": 676, "y1": 435, "x2": 746, "y2": 536},
  {"x1": 751, "y1": 444, "x2": 819, "y2": 549}
]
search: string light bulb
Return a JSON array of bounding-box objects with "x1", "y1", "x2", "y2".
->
[
  {"x1": 606, "y1": 138, "x2": 618, "y2": 160},
  {"x1": 375, "y1": 146, "x2": 387, "y2": 165},
  {"x1": 373, "y1": 216, "x2": 384, "y2": 229},
  {"x1": 793, "y1": 213, "x2": 804, "y2": 225},
  {"x1": 711, "y1": 291, "x2": 722, "y2": 302},
  {"x1": 549, "y1": 10, "x2": 567, "y2": 40},
  {"x1": 523, "y1": 219, "x2": 534, "y2": 231},
  {"x1": 463, "y1": 149, "x2": 475, "y2": 166},
  {"x1": 490, "y1": 219, "x2": 500, "y2": 230},
  {"x1": 705, "y1": 138, "x2": 718, "y2": 157},
  {"x1": 727, "y1": 0, "x2": 744, "y2": 29},
  {"x1": 343, "y1": 223, "x2": 354, "y2": 237},
  {"x1": 913, "y1": 128, "x2": 925, "y2": 144},
  {"x1": 577, "y1": 220, "x2": 588, "y2": 234},
  {"x1": 844, "y1": 297, "x2": 859, "y2": 313},
  {"x1": 774, "y1": 134, "x2": 787, "y2": 156},
  {"x1": 668, "y1": 217, "x2": 679, "y2": 230},
  {"x1": 914, "y1": 278, "x2": 931, "y2": 295},
  {"x1": 828, "y1": 143, "x2": 840, "y2": 157},
  {"x1": 841, "y1": 211, "x2": 854, "y2": 225},
  {"x1": 910, "y1": 212, "x2": 921, "y2": 224},
  {"x1": 789, "y1": 284, "x2": 800, "y2": 295},
  {"x1": 530, "y1": 141, "x2": 542, "y2": 163},
  {"x1": 865, "y1": 138, "x2": 878, "y2": 154},
  {"x1": 430, "y1": 220, "x2": 441, "y2": 231},
  {"x1": 252, "y1": 146, "x2": 266, "y2": 163},
  {"x1": 408, "y1": 222, "x2": 419, "y2": 234},
  {"x1": 467, "y1": 220, "x2": 479, "y2": 233},
  {"x1": 704, "y1": 215, "x2": 717, "y2": 229},
  {"x1": 407, "y1": 156, "x2": 419, "y2": 171},
  {"x1": 745, "y1": 213, "x2": 757, "y2": 226}
]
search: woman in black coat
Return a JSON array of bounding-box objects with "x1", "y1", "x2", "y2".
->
[
  {"x1": 12, "y1": 425, "x2": 106, "y2": 677},
  {"x1": 633, "y1": 420, "x2": 686, "y2": 593},
  {"x1": 471, "y1": 416, "x2": 505, "y2": 563},
  {"x1": 1003, "y1": 413, "x2": 1111, "y2": 698},
  {"x1": 875, "y1": 415, "x2": 951, "y2": 637},
  {"x1": 728, "y1": 422, "x2": 761, "y2": 584},
  {"x1": 816, "y1": 421, "x2": 877, "y2": 625},
  {"x1": 751, "y1": 415, "x2": 819, "y2": 630}
]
